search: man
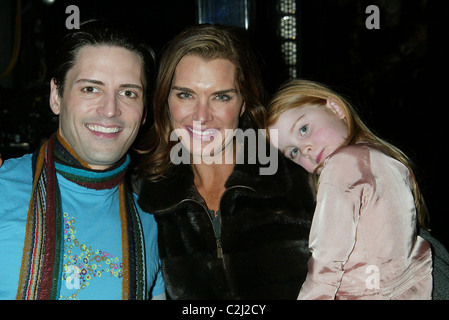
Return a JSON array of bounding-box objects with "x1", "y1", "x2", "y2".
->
[{"x1": 0, "y1": 20, "x2": 165, "y2": 300}]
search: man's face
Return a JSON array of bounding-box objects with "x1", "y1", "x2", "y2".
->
[{"x1": 50, "y1": 45, "x2": 145, "y2": 170}]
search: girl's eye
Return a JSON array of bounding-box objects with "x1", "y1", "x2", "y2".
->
[
  {"x1": 290, "y1": 147, "x2": 300, "y2": 159},
  {"x1": 119, "y1": 90, "x2": 137, "y2": 99},
  {"x1": 299, "y1": 124, "x2": 308, "y2": 136},
  {"x1": 82, "y1": 86, "x2": 99, "y2": 93}
]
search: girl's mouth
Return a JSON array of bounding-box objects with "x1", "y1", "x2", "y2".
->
[{"x1": 316, "y1": 149, "x2": 324, "y2": 164}]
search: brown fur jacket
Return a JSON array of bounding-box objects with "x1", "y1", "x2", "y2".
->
[{"x1": 138, "y1": 149, "x2": 315, "y2": 299}]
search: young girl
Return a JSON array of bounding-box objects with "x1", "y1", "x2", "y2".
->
[{"x1": 268, "y1": 79, "x2": 432, "y2": 300}]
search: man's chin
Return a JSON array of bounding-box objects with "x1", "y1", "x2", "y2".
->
[{"x1": 81, "y1": 151, "x2": 127, "y2": 170}]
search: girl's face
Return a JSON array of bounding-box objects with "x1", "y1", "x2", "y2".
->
[{"x1": 269, "y1": 100, "x2": 348, "y2": 173}]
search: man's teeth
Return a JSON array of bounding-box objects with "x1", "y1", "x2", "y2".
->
[
  {"x1": 188, "y1": 127, "x2": 215, "y2": 136},
  {"x1": 86, "y1": 124, "x2": 120, "y2": 133}
]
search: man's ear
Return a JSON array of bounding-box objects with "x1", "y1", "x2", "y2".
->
[
  {"x1": 50, "y1": 78, "x2": 61, "y2": 115},
  {"x1": 326, "y1": 98, "x2": 346, "y2": 120}
]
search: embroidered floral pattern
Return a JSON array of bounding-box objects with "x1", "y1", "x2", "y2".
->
[{"x1": 60, "y1": 213, "x2": 123, "y2": 300}]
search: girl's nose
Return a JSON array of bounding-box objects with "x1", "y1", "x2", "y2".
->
[{"x1": 300, "y1": 143, "x2": 313, "y2": 157}]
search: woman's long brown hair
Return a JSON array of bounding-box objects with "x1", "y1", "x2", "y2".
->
[{"x1": 134, "y1": 24, "x2": 267, "y2": 181}]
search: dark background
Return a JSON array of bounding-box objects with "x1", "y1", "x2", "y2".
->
[{"x1": 1, "y1": 0, "x2": 447, "y2": 248}]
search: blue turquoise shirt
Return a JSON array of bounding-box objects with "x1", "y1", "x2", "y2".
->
[{"x1": 0, "y1": 154, "x2": 164, "y2": 300}]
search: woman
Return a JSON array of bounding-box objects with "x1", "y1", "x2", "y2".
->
[{"x1": 135, "y1": 24, "x2": 315, "y2": 299}]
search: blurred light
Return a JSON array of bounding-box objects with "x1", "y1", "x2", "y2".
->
[{"x1": 278, "y1": 0, "x2": 298, "y2": 79}]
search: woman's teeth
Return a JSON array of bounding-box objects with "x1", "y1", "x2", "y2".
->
[{"x1": 188, "y1": 127, "x2": 216, "y2": 136}]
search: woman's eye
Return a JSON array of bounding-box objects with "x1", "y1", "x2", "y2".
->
[
  {"x1": 216, "y1": 94, "x2": 231, "y2": 101},
  {"x1": 290, "y1": 147, "x2": 300, "y2": 159},
  {"x1": 299, "y1": 124, "x2": 308, "y2": 136},
  {"x1": 176, "y1": 92, "x2": 192, "y2": 99},
  {"x1": 82, "y1": 86, "x2": 99, "y2": 93}
]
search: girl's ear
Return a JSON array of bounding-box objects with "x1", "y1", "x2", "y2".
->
[
  {"x1": 50, "y1": 78, "x2": 61, "y2": 115},
  {"x1": 326, "y1": 98, "x2": 346, "y2": 120}
]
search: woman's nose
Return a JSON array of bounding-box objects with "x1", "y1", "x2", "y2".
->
[{"x1": 192, "y1": 100, "x2": 213, "y2": 124}]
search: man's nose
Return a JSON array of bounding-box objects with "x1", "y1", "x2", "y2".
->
[{"x1": 97, "y1": 92, "x2": 120, "y2": 118}]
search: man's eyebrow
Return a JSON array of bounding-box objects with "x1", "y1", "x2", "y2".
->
[
  {"x1": 75, "y1": 79, "x2": 143, "y2": 91},
  {"x1": 119, "y1": 83, "x2": 143, "y2": 91},
  {"x1": 75, "y1": 79, "x2": 104, "y2": 85}
]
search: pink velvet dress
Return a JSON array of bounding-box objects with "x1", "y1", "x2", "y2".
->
[{"x1": 297, "y1": 144, "x2": 432, "y2": 300}]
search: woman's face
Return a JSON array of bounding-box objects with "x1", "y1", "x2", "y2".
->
[
  {"x1": 168, "y1": 55, "x2": 245, "y2": 162},
  {"x1": 269, "y1": 101, "x2": 348, "y2": 173}
]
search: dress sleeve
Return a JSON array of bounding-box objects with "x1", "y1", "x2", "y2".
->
[{"x1": 298, "y1": 147, "x2": 372, "y2": 300}]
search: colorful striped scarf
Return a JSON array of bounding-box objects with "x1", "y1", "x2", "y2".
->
[{"x1": 16, "y1": 132, "x2": 146, "y2": 299}]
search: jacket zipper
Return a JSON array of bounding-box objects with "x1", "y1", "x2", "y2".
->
[
  {"x1": 179, "y1": 199, "x2": 224, "y2": 261},
  {"x1": 168, "y1": 185, "x2": 256, "y2": 298},
  {"x1": 163, "y1": 185, "x2": 256, "y2": 268},
  {"x1": 216, "y1": 185, "x2": 256, "y2": 263}
]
